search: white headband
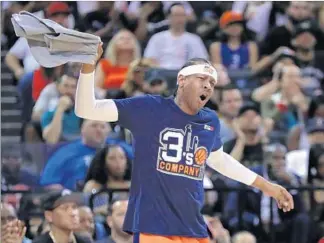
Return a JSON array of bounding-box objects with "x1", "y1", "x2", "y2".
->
[{"x1": 177, "y1": 64, "x2": 218, "y2": 84}]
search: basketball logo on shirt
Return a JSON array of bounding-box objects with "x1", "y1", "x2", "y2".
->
[{"x1": 157, "y1": 124, "x2": 208, "y2": 180}]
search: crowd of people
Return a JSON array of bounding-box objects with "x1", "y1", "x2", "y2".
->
[{"x1": 1, "y1": 1, "x2": 324, "y2": 243}]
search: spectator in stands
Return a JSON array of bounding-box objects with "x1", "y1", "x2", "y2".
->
[
  {"x1": 210, "y1": 11, "x2": 258, "y2": 70},
  {"x1": 256, "y1": 1, "x2": 315, "y2": 72},
  {"x1": 1, "y1": 144, "x2": 39, "y2": 190},
  {"x1": 75, "y1": 206, "x2": 95, "y2": 240},
  {"x1": 286, "y1": 117, "x2": 324, "y2": 181},
  {"x1": 32, "y1": 190, "x2": 92, "y2": 243},
  {"x1": 83, "y1": 145, "x2": 131, "y2": 193},
  {"x1": 252, "y1": 64, "x2": 308, "y2": 133},
  {"x1": 96, "y1": 199, "x2": 132, "y2": 243},
  {"x1": 39, "y1": 120, "x2": 132, "y2": 191},
  {"x1": 217, "y1": 84, "x2": 243, "y2": 143},
  {"x1": 18, "y1": 65, "x2": 66, "y2": 141},
  {"x1": 223, "y1": 103, "x2": 273, "y2": 167},
  {"x1": 40, "y1": 73, "x2": 80, "y2": 144},
  {"x1": 1, "y1": 203, "x2": 30, "y2": 243},
  {"x1": 95, "y1": 29, "x2": 141, "y2": 91},
  {"x1": 290, "y1": 20, "x2": 324, "y2": 97},
  {"x1": 105, "y1": 58, "x2": 155, "y2": 99},
  {"x1": 147, "y1": 76, "x2": 169, "y2": 96},
  {"x1": 5, "y1": 2, "x2": 71, "y2": 79},
  {"x1": 24, "y1": 71, "x2": 77, "y2": 142},
  {"x1": 288, "y1": 95, "x2": 324, "y2": 151},
  {"x1": 225, "y1": 143, "x2": 309, "y2": 243},
  {"x1": 144, "y1": 3, "x2": 208, "y2": 70},
  {"x1": 204, "y1": 215, "x2": 231, "y2": 243},
  {"x1": 232, "y1": 231, "x2": 256, "y2": 243}
]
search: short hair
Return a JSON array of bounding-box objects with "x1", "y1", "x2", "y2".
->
[
  {"x1": 167, "y1": 2, "x2": 185, "y2": 15},
  {"x1": 218, "y1": 83, "x2": 240, "y2": 103}
]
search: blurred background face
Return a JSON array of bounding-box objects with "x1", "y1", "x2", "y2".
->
[
  {"x1": 1, "y1": 203, "x2": 16, "y2": 225},
  {"x1": 238, "y1": 110, "x2": 262, "y2": 132},
  {"x1": 214, "y1": 64, "x2": 230, "y2": 87},
  {"x1": 308, "y1": 131, "x2": 324, "y2": 145},
  {"x1": 49, "y1": 202, "x2": 80, "y2": 231},
  {"x1": 268, "y1": 148, "x2": 286, "y2": 175},
  {"x1": 293, "y1": 32, "x2": 316, "y2": 49},
  {"x1": 105, "y1": 146, "x2": 127, "y2": 179},
  {"x1": 77, "y1": 206, "x2": 95, "y2": 236},
  {"x1": 50, "y1": 13, "x2": 69, "y2": 28},
  {"x1": 82, "y1": 121, "x2": 111, "y2": 147},
  {"x1": 57, "y1": 75, "x2": 77, "y2": 99},
  {"x1": 108, "y1": 200, "x2": 129, "y2": 237},
  {"x1": 315, "y1": 104, "x2": 324, "y2": 118},
  {"x1": 115, "y1": 31, "x2": 135, "y2": 51},
  {"x1": 282, "y1": 66, "x2": 302, "y2": 83},
  {"x1": 168, "y1": 5, "x2": 187, "y2": 30},
  {"x1": 219, "y1": 89, "x2": 243, "y2": 118},
  {"x1": 287, "y1": 1, "x2": 313, "y2": 22},
  {"x1": 149, "y1": 79, "x2": 168, "y2": 95},
  {"x1": 224, "y1": 23, "x2": 243, "y2": 37},
  {"x1": 317, "y1": 154, "x2": 324, "y2": 178}
]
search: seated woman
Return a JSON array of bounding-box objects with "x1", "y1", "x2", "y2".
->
[
  {"x1": 95, "y1": 29, "x2": 141, "y2": 93},
  {"x1": 210, "y1": 11, "x2": 258, "y2": 70},
  {"x1": 83, "y1": 145, "x2": 131, "y2": 193},
  {"x1": 105, "y1": 58, "x2": 156, "y2": 99}
]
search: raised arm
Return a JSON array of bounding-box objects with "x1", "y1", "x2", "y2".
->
[{"x1": 75, "y1": 43, "x2": 118, "y2": 122}]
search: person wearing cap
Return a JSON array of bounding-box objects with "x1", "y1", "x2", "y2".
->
[
  {"x1": 96, "y1": 200, "x2": 132, "y2": 243},
  {"x1": 255, "y1": 1, "x2": 316, "y2": 73},
  {"x1": 32, "y1": 190, "x2": 92, "y2": 243},
  {"x1": 290, "y1": 20, "x2": 324, "y2": 97},
  {"x1": 5, "y1": 2, "x2": 72, "y2": 80},
  {"x1": 286, "y1": 117, "x2": 324, "y2": 181},
  {"x1": 210, "y1": 11, "x2": 258, "y2": 70}
]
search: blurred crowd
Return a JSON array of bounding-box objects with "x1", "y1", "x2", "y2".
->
[{"x1": 1, "y1": 1, "x2": 324, "y2": 243}]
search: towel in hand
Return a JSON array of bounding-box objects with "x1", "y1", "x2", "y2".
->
[{"x1": 11, "y1": 11, "x2": 101, "y2": 68}]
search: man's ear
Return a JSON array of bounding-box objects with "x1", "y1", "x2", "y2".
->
[
  {"x1": 177, "y1": 75, "x2": 186, "y2": 88},
  {"x1": 44, "y1": 211, "x2": 53, "y2": 224},
  {"x1": 106, "y1": 215, "x2": 112, "y2": 228}
]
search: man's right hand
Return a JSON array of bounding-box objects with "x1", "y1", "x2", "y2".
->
[
  {"x1": 81, "y1": 42, "x2": 103, "y2": 74},
  {"x1": 57, "y1": 96, "x2": 73, "y2": 112}
]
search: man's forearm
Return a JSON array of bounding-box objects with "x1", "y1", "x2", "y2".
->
[{"x1": 43, "y1": 109, "x2": 64, "y2": 144}]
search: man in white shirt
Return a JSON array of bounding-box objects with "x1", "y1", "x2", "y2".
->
[{"x1": 144, "y1": 3, "x2": 208, "y2": 70}]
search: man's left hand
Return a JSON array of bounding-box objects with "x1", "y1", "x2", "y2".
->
[{"x1": 265, "y1": 183, "x2": 294, "y2": 212}]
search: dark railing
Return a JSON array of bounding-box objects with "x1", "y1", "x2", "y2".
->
[{"x1": 2, "y1": 186, "x2": 324, "y2": 243}]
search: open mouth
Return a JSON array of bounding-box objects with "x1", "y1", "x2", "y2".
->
[{"x1": 200, "y1": 95, "x2": 207, "y2": 101}]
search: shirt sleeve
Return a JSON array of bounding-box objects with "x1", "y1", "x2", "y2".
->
[
  {"x1": 144, "y1": 34, "x2": 159, "y2": 60},
  {"x1": 9, "y1": 38, "x2": 28, "y2": 59},
  {"x1": 40, "y1": 110, "x2": 54, "y2": 130},
  {"x1": 113, "y1": 95, "x2": 155, "y2": 132},
  {"x1": 211, "y1": 114, "x2": 223, "y2": 152}
]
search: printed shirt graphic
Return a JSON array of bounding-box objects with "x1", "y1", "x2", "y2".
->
[{"x1": 114, "y1": 95, "x2": 222, "y2": 238}]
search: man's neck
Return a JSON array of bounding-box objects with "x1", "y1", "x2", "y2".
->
[
  {"x1": 111, "y1": 231, "x2": 132, "y2": 243},
  {"x1": 82, "y1": 139, "x2": 104, "y2": 149},
  {"x1": 174, "y1": 95, "x2": 196, "y2": 115},
  {"x1": 50, "y1": 225, "x2": 74, "y2": 243},
  {"x1": 116, "y1": 52, "x2": 134, "y2": 66},
  {"x1": 170, "y1": 27, "x2": 185, "y2": 37},
  {"x1": 296, "y1": 50, "x2": 314, "y2": 62}
]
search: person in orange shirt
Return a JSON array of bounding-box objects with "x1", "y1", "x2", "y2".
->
[{"x1": 95, "y1": 29, "x2": 142, "y2": 92}]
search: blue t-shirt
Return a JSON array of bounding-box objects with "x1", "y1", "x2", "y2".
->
[
  {"x1": 40, "y1": 139, "x2": 133, "y2": 190},
  {"x1": 41, "y1": 109, "x2": 81, "y2": 141},
  {"x1": 221, "y1": 43, "x2": 249, "y2": 70},
  {"x1": 114, "y1": 95, "x2": 222, "y2": 238}
]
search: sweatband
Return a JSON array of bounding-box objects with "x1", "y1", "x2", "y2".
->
[{"x1": 177, "y1": 64, "x2": 218, "y2": 83}]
